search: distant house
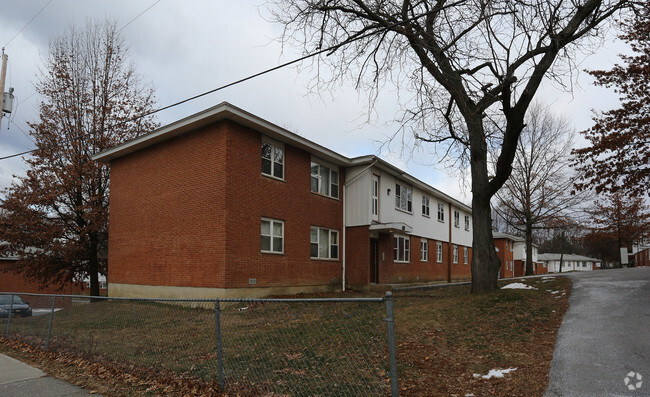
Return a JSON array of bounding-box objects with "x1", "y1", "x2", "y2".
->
[
  {"x1": 0, "y1": 254, "x2": 86, "y2": 308},
  {"x1": 93, "y1": 102, "x2": 474, "y2": 299},
  {"x1": 632, "y1": 247, "x2": 650, "y2": 267},
  {"x1": 538, "y1": 253, "x2": 602, "y2": 273},
  {"x1": 494, "y1": 233, "x2": 544, "y2": 277}
]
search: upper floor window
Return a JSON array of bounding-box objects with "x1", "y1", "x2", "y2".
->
[
  {"x1": 454, "y1": 210, "x2": 460, "y2": 228},
  {"x1": 437, "y1": 202, "x2": 445, "y2": 222},
  {"x1": 261, "y1": 218, "x2": 284, "y2": 253},
  {"x1": 372, "y1": 175, "x2": 379, "y2": 218},
  {"x1": 421, "y1": 240, "x2": 428, "y2": 261},
  {"x1": 395, "y1": 182, "x2": 412, "y2": 212},
  {"x1": 422, "y1": 196, "x2": 430, "y2": 217},
  {"x1": 310, "y1": 227, "x2": 339, "y2": 260},
  {"x1": 311, "y1": 160, "x2": 339, "y2": 198},
  {"x1": 436, "y1": 241, "x2": 443, "y2": 263},
  {"x1": 261, "y1": 140, "x2": 284, "y2": 179},
  {"x1": 394, "y1": 235, "x2": 410, "y2": 263},
  {"x1": 464, "y1": 215, "x2": 470, "y2": 231}
]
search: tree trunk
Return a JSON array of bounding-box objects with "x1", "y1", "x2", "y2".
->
[
  {"x1": 88, "y1": 234, "x2": 101, "y2": 298},
  {"x1": 471, "y1": 196, "x2": 501, "y2": 292},
  {"x1": 525, "y1": 223, "x2": 534, "y2": 276}
]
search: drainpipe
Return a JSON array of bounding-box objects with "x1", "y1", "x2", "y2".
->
[
  {"x1": 342, "y1": 160, "x2": 377, "y2": 292},
  {"x1": 448, "y1": 202, "x2": 452, "y2": 283}
]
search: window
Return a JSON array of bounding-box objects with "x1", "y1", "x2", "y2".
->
[
  {"x1": 454, "y1": 210, "x2": 460, "y2": 228},
  {"x1": 453, "y1": 245, "x2": 459, "y2": 264},
  {"x1": 261, "y1": 140, "x2": 284, "y2": 179},
  {"x1": 422, "y1": 196, "x2": 430, "y2": 217},
  {"x1": 371, "y1": 175, "x2": 379, "y2": 218},
  {"x1": 261, "y1": 218, "x2": 284, "y2": 253},
  {"x1": 437, "y1": 203, "x2": 445, "y2": 222},
  {"x1": 436, "y1": 241, "x2": 443, "y2": 263},
  {"x1": 310, "y1": 227, "x2": 339, "y2": 260},
  {"x1": 311, "y1": 160, "x2": 339, "y2": 198},
  {"x1": 421, "y1": 240, "x2": 428, "y2": 261},
  {"x1": 463, "y1": 247, "x2": 468, "y2": 264},
  {"x1": 464, "y1": 215, "x2": 470, "y2": 231},
  {"x1": 394, "y1": 235, "x2": 410, "y2": 263},
  {"x1": 395, "y1": 182, "x2": 412, "y2": 212}
]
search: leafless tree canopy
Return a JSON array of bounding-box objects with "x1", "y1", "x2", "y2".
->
[{"x1": 269, "y1": 0, "x2": 633, "y2": 292}]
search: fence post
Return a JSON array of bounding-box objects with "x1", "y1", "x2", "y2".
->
[
  {"x1": 5, "y1": 295, "x2": 14, "y2": 337},
  {"x1": 45, "y1": 295, "x2": 56, "y2": 351},
  {"x1": 384, "y1": 291, "x2": 399, "y2": 397},
  {"x1": 214, "y1": 299, "x2": 225, "y2": 391}
]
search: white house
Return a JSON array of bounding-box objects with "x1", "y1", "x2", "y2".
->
[{"x1": 538, "y1": 253, "x2": 602, "y2": 273}]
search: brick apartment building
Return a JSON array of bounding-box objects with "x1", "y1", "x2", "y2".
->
[
  {"x1": 633, "y1": 247, "x2": 650, "y2": 267},
  {"x1": 493, "y1": 232, "x2": 545, "y2": 277},
  {"x1": 93, "y1": 102, "x2": 473, "y2": 299}
]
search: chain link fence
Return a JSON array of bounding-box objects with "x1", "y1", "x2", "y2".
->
[{"x1": 1, "y1": 292, "x2": 398, "y2": 396}]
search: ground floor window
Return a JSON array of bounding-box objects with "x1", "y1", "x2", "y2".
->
[
  {"x1": 463, "y1": 247, "x2": 468, "y2": 264},
  {"x1": 421, "y1": 240, "x2": 428, "y2": 262},
  {"x1": 394, "y1": 235, "x2": 410, "y2": 263},
  {"x1": 310, "y1": 227, "x2": 339, "y2": 259},
  {"x1": 453, "y1": 245, "x2": 458, "y2": 264},
  {"x1": 261, "y1": 218, "x2": 284, "y2": 253},
  {"x1": 436, "y1": 241, "x2": 443, "y2": 263}
]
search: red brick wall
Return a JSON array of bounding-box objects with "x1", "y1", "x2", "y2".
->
[
  {"x1": 0, "y1": 262, "x2": 83, "y2": 308},
  {"x1": 535, "y1": 262, "x2": 548, "y2": 274},
  {"x1": 494, "y1": 238, "x2": 514, "y2": 278},
  {"x1": 450, "y1": 244, "x2": 472, "y2": 280},
  {"x1": 107, "y1": 120, "x2": 342, "y2": 290},
  {"x1": 513, "y1": 260, "x2": 525, "y2": 277},
  {"x1": 345, "y1": 226, "x2": 371, "y2": 286},
  {"x1": 373, "y1": 233, "x2": 463, "y2": 284},
  {"x1": 635, "y1": 249, "x2": 650, "y2": 267}
]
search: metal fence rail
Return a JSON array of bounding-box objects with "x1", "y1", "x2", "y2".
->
[{"x1": 0, "y1": 291, "x2": 399, "y2": 396}]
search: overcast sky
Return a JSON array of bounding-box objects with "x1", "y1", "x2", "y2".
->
[{"x1": 0, "y1": 0, "x2": 631, "y2": 204}]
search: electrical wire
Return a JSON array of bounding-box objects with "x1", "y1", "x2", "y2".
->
[
  {"x1": 3, "y1": 0, "x2": 54, "y2": 48},
  {"x1": 0, "y1": 9, "x2": 436, "y2": 162},
  {"x1": 118, "y1": 0, "x2": 162, "y2": 32}
]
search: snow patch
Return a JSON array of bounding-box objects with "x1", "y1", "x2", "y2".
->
[
  {"x1": 502, "y1": 283, "x2": 538, "y2": 290},
  {"x1": 473, "y1": 368, "x2": 518, "y2": 379}
]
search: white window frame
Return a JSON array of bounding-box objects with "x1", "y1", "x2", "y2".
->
[
  {"x1": 261, "y1": 139, "x2": 284, "y2": 180},
  {"x1": 463, "y1": 247, "x2": 468, "y2": 264},
  {"x1": 454, "y1": 210, "x2": 460, "y2": 228},
  {"x1": 453, "y1": 245, "x2": 459, "y2": 264},
  {"x1": 310, "y1": 226, "x2": 339, "y2": 260},
  {"x1": 436, "y1": 241, "x2": 443, "y2": 263},
  {"x1": 395, "y1": 182, "x2": 413, "y2": 213},
  {"x1": 311, "y1": 159, "x2": 339, "y2": 199},
  {"x1": 422, "y1": 196, "x2": 430, "y2": 217},
  {"x1": 437, "y1": 202, "x2": 445, "y2": 222},
  {"x1": 261, "y1": 218, "x2": 284, "y2": 253},
  {"x1": 464, "y1": 215, "x2": 470, "y2": 231},
  {"x1": 421, "y1": 240, "x2": 428, "y2": 262},
  {"x1": 371, "y1": 175, "x2": 379, "y2": 220},
  {"x1": 394, "y1": 235, "x2": 411, "y2": 263}
]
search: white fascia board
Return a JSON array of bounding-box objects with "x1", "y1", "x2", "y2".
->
[{"x1": 93, "y1": 102, "x2": 349, "y2": 166}]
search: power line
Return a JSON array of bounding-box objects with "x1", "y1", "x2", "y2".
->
[
  {"x1": 3, "y1": 0, "x2": 54, "y2": 48},
  {"x1": 118, "y1": 0, "x2": 162, "y2": 32},
  {"x1": 0, "y1": 9, "x2": 435, "y2": 162}
]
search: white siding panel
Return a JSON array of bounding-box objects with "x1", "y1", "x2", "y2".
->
[{"x1": 344, "y1": 166, "x2": 373, "y2": 226}]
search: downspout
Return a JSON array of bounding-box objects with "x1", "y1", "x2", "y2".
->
[{"x1": 342, "y1": 160, "x2": 378, "y2": 292}]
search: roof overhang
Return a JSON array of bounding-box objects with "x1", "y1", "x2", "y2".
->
[
  {"x1": 92, "y1": 102, "x2": 349, "y2": 166},
  {"x1": 369, "y1": 222, "x2": 413, "y2": 234}
]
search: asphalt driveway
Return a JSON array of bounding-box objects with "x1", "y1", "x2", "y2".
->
[{"x1": 545, "y1": 267, "x2": 649, "y2": 397}]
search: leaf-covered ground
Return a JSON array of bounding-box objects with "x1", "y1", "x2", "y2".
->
[{"x1": 0, "y1": 276, "x2": 570, "y2": 396}]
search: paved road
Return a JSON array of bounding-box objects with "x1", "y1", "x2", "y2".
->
[
  {"x1": 545, "y1": 267, "x2": 649, "y2": 397},
  {"x1": 0, "y1": 353, "x2": 97, "y2": 396}
]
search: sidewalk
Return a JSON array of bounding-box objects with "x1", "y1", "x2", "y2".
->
[{"x1": 0, "y1": 353, "x2": 97, "y2": 396}]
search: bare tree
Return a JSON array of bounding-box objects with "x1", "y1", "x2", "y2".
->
[
  {"x1": 493, "y1": 104, "x2": 582, "y2": 275},
  {"x1": 269, "y1": 0, "x2": 633, "y2": 292},
  {"x1": 0, "y1": 21, "x2": 158, "y2": 296}
]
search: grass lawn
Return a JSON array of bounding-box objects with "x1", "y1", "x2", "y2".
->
[{"x1": 0, "y1": 276, "x2": 570, "y2": 396}]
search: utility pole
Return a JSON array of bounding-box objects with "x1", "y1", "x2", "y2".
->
[{"x1": 0, "y1": 49, "x2": 8, "y2": 131}]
